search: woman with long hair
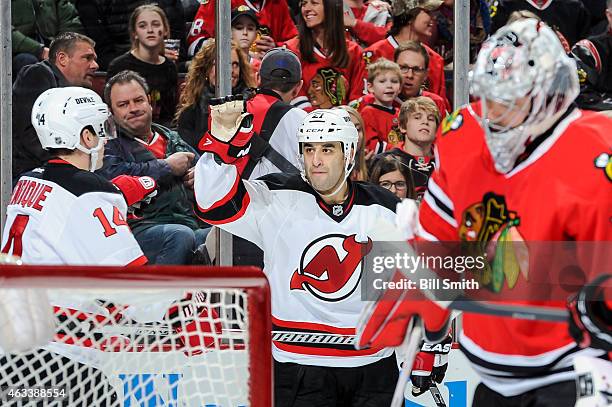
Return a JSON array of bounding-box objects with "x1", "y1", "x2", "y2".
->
[
  {"x1": 107, "y1": 4, "x2": 178, "y2": 126},
  {"x1": 284, "y1": 0, "x2": 367, "y2": 104},
  {"x1": 368, "y1": 152, "x2": 416, "y2": 199},
  {"x1": 175, "y1": 39, "x2": 256, "y2": 150}
]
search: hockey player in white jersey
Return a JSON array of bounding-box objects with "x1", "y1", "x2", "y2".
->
[
  {"x1": 0, "y1": 87, "x2": 156, "y2": 406},
  {"x1": 2, "y1": 86, "x2": 152, "y2": 265},
  {"x1": 194, "y1": 101, "x2": 402, "y2": 406}
]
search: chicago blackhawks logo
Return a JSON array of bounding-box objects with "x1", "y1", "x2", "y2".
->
[
  {"x1": 440, "y1": 109, "x2": 463, "y2": 135},
  {"x1": 460, "y1": 192, "x2": 527, "y2": 292},
  {"x1": 290, "y1": 234, "x2": 373, "y2": 301}
]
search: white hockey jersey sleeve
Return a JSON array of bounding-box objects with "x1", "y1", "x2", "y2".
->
[{"x1": 194, "y1": 153, "x2": 277, "y2": 249}]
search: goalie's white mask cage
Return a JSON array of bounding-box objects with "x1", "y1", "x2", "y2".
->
[{"x1": 0, "y1": 265, "x2": 272, "y2": 407}]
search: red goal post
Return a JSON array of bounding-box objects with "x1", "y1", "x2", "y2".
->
[{"x1": 0, "y1": 265, "x2": 272, "y2": 407}]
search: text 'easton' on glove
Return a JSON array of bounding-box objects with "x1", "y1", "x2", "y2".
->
[{"x1": 410, "y1": 334, "x2": 452, "y2": 396}]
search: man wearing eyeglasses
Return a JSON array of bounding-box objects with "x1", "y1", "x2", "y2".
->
[{"x1": 395, "y1": 41, "x2": 450, "y2": 114}]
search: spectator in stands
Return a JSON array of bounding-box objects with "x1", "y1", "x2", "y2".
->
[
  {"x1": 12, "y1": 32, "x2": 99, "y2": 180},
  {"x1": 360, "y1": 59, "x2": 402, "y2": 154},
  {"x1": 363, "y1": 0, "x2": 447, "y2": 102},
  {"x1": 100, "y1": 70, "x2": 207, "y2": 265},
  {"x1": 307, "y1": 67, "x2": 348, "y2": 109},
  {"x1": 74, "y1": 0, "x2": 187, "y2": 71},
  {"x1": 352, "y1": 42, "x2": 449, "y2": 115},
  {"x1": 11, "y1": 0, "x2": 83, "y2": 79},
  {"x1": 491, "y1": 0, "x2": 591, "y2": 46},
  {"x1": 285, "y1": 0, "x2": 367, "y2": 106},
  {"x1": 433, "y1": 0, "x2": 490, "y2": 64},
  {"x1": 186, "y1": 0, "x2": 297, "y2": 57},
  {"x1": 231, "y1": 6, "x2": 263, "y2": 72},
  {"x1": 388, "y1": 96, "x2": 439, "y2": 199},
  {"x1": 175, "y1": 39, "x2": 256, "y2": 150},
  {"x1": 368, "y1": 152, "x2": 416, "y2": 199},
  {"x1": 571, "y1": 0, "x2": 612, "y2": 111},
  {"x1": 106, "y1": 5, "x2": 178, "y2": 127},
  {"x1": 335, "y1": 105, "x2": 370, "y2": 181},
  {"x1": 244, "y1": 48, "x2": 306, "y2": 179},
  {"x1": 343, "y1": 0, "x2": 392, "y2": 47}
]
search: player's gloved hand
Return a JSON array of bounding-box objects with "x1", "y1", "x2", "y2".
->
[
  {"x1": 356, "y1": 272, "x2": 451, "y2": 349},
  {"x1": 166, "y1": 291, "x2": 223, "y2": 356},
  {"x1": 111, "y1": 175, "x2": 157, "y2": 207},
  {"x1": 410, "y1": 334, "x2": 452, "y2": 396},
  {"x1": 198, "y1": 98, "x2": 254, "y2": 164},
  {"x1": 568, "y1": 274, "x2": 612, "y2": 350}
]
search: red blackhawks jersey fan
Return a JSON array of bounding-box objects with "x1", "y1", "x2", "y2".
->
[
  {"x1": 358, "y1": 18, "x2": 612, "y2": 407},
  {"x1": 194, "y1": 103, "x2": 403, "y2": 405}
]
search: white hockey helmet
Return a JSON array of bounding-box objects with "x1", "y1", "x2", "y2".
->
[
  {"x1": 298, "y1": 109, "x2": 359, "y2": 176},
  {"x1": 31, "y1": 87, "x2": 116, "y2": 171},
  {"x1": 32, "y1": 87, "x2": 116, "y2": 150},
  {"x1": 469, "y1": 18, "x2": 579, "y2": 173}
]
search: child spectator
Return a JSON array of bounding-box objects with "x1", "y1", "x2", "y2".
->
[
  {"x1": 75, "y1": 0, "x2": 187, "y2": 71},
  {"x1": 175, "y1": 40, "x2": 255, "y2": 150},
  {"x1": 368, "y1": 152, "x2": 416, "y2": 199},
  {"x1": 106, "y1": 5, "x2": 178, "y2": 127},
  {"x1": 360, "y1": 59, "x2": 402, "y2": 154},
  {"x1": 231, "y1": 6, "x2": 262, "y2": 73},
  {"x1": 285, "y1": 0, "x2": 367, "y2": 106},
  {"x1": 389, "y1": 96, "x2": 439, "y2": 198},
  {"x1": 363, "y1": 0, "x2": 447, "y2": 102},
  {"x1": 186, "y1": 0, "x2": 297, "y2": 57},
  {"x1": 307, "y1": 67, "x2": 348, "y2": 109}
]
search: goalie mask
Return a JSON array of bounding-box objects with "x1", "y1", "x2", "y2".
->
[
  {"x1": 298, "y1": 109, "x2": 358, "y2": 197},
  {"x1": 469, "y1": 18, "x2": 579, "y2": 174},
  {"x1": 32, "y1": 87, "x2": 116, "y2": 172}
]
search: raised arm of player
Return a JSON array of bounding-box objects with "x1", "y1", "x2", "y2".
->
[{"x1": 193, "y1": 99, "x2": 273, "y2": 249}]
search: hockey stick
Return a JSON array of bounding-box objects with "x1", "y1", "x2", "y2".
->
[
  {"x1": 391, "y1": 323, "x2": 423, "y2": 407},
  {"x1": 447, "y1": 298, "x2": 568, "y2": 322},
  {"x1": 429, "y1": 384, "x2": 447, "y2": 407}
]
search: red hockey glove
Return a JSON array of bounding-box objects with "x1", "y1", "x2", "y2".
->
[
  {"x1": 356, "y1": 272, "x2": 451, "y2": 349},
  {"x1": 166, "y1": 291, "x2": 223, "y2": 356},
  {"x1": 111, "y1": 175, "x2": 157, "y2": 207},
  {"x1": 410, "y1": 334, "x2": 452, "y2": 396},
  {"x1": 568, "y1": 274, "x2": 612, "y2": 350},
  {"x1": 198, "y1": 99, "x2": 254, "y2": 165}
]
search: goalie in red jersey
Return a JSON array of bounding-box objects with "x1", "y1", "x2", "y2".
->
[{"x1": 357, "y1": 18, "x2": 612, "y2": 407}]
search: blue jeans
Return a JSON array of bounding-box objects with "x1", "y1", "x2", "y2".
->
[{"x1": 134, "y1": 224, "x2": 209, "y2": 265}]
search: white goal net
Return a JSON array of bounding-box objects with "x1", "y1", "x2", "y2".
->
[{"x1": 0, "y1": 265, "x2": 272, "y2": 407}]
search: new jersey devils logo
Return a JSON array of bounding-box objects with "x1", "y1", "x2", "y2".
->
[{"x1": 290, "y1": 234, "x2": 373, "y2": 302}]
